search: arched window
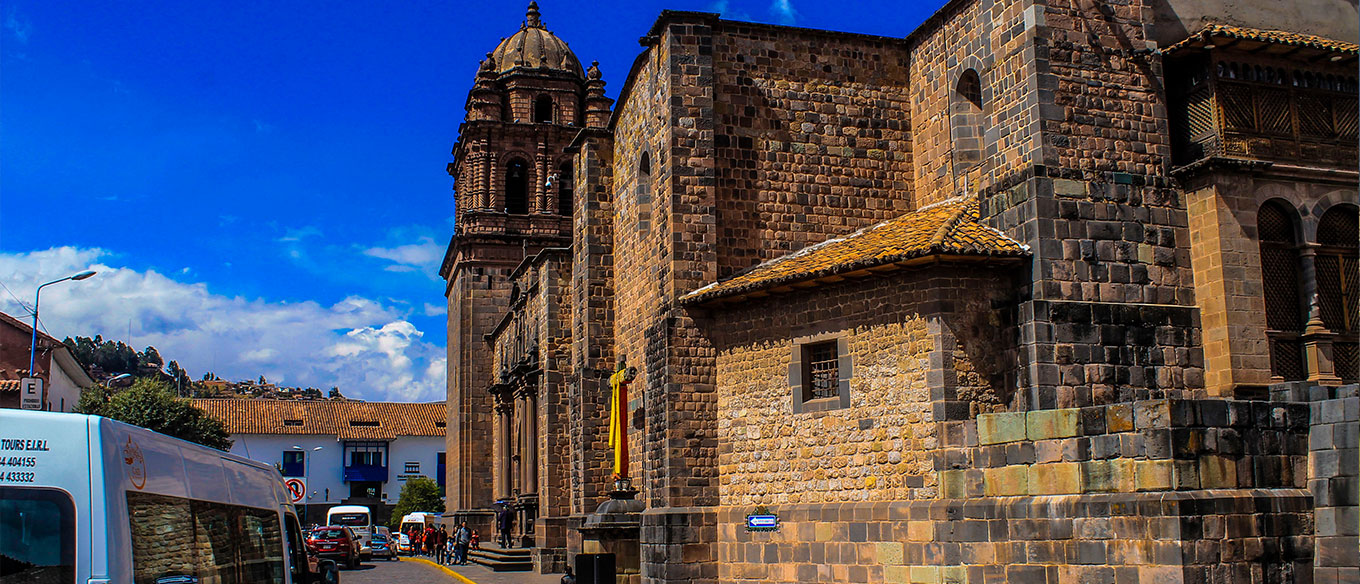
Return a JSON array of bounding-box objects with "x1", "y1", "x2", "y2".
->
[
  {"x1": 557, "y1": 161, "x2": 574, "y2": 216},
  {"x1": 534, "y1": 95, "x2": 554, "y2": 124},
  {"x1": 957, "y1": 69, "x2": 982, "y2": 109},
  {"x1": 950, "y1": 69, "x2": 985, "y2": 177},
  {"x1": 505, "y1": 159, "x2": 529, "y2": 214},
  {"x1": 1316, "y1": 204, "x2": 1358, "y2": 381},
  {"x1": 1258, "y1": 201, "x2": 1304, "y2": 380},
  {"x1": 639, "y1": 152, "x2": 651, "y2": 177}
]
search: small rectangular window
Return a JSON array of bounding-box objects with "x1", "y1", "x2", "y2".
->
[
  {"x1": 283, "y1": 419, "x2": 303, "y2": 427},
  {"x1": 404, "y1": 462, "x2": 420, "y2": 474},
  {"x1": 281, "y1": 451, "x2": 305, "y2": 477},
  {"x1": 803, "y1": 341, "x2": 840, "y2": 401},
  {"x1": 349, "y1": 420, "x2": 380, "y2": 427}
]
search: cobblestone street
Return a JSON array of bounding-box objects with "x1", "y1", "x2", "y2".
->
[{"x1": 341, "y1": 556, "x2": 561, "y2": 584}]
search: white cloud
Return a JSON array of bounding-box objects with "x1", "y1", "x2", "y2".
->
[
  {"x1": 5, "y1": 8, "x2": 31, "y2": 44},
  {"x1": 0, "y1": 246, "x2": 446, "y2": 402},
  {"x1": 769, "y1": 0, "x2": 798, "y2": 25},
  {"x1": 362, "y1": 237, "x2": 443, "y2": 274},
  {"x1": 422, "y1": 303, "x2": 445, "y2": 317},
  {"x1": 277, "y1": 226, "x2": 322, "y2": 242}
]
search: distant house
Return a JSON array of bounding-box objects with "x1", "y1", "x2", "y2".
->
[
  {"x1": 192, "y1": 398, "x2": 447, "y2": 525},
  {"x1": 0, "y1": 310, "x2": 94, "y2": 412}
]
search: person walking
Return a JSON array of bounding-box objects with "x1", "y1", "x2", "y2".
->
[
  {"x1": 454, "y1": 521, "x2": 472, "y2": 565},
  {"x1": 560, "y1": 566, "x2": 576, "y2": 584},
  {"x1": 435, "y1": 525, "x2": 449, "y2": 564},
  {"x1": 496, "y1": 503, "x2": 515, "y2": 549}
]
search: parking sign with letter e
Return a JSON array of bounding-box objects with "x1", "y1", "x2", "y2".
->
[{"x1": 20, "y1": 377, "x2": 43, "y2": 410}]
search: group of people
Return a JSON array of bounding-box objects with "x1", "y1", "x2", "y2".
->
[{"x1": 405, "y1": 522, "x2": 477, "y2": 566}]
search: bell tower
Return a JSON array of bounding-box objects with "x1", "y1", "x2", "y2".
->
[{"x1": 439, "y1": 0, "x2": 608, "y2": 531}]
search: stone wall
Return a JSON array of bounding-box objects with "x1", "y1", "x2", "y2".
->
[
  {"x1": 1283, "y1": 382, "x2": 1360, "y2": 582},
  {"x1": 908, "y1": 0, "x2": 1039, "y2": 206},
  {"x1": 702, "y1": 268, "x2": 1017, "y2": 508},
  {"x1": 569, "y1": 131, "x2": 617, "y2": 517},
  {"x1": 970, "y1": 0, "x2": 1205, "y2": 411},
  {"x1": 445, "y1": 262, "x2": 513, "y2": 512},
  {"x1": 710, "y1": 20, "x2": 914, "y2": 279}
]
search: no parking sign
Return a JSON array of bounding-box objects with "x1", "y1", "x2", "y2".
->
[{"x1": 284, "y1": 478, "x2": 307, "y2": 503}]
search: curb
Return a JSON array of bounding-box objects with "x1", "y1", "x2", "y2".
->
[{"x1": 406, "y1": 556, "x2": 479, "y2": 584}]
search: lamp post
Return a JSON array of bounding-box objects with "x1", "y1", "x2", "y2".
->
[
  {"x1": 104, "y1": 373, "x2": 132, "y2": 388},
  {"x1": 293, "y1": 445, "x2": 323, "y2": 523},
  {"x1": 27, "y1": 270, "x2": 96, "y2": 410}
]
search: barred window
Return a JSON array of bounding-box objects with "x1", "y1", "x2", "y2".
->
[
  {"x1": 803, "y1": 341, "x2": 839, "y2": 401},
  {"x1": 1316, "y1": 205, "x2": 1359, "y2": 335},
  {"x1": 1258, "y1": 202, "x2": 1302, "y2": 332}
]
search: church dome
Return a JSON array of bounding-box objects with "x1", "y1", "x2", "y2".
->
[{"x1": 488, "y1": 2, "x2": 583, "y2": 78}]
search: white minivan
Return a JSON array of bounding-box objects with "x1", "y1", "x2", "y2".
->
[
  {"x1": 0, "y1": 409, "x2": 340, "y2": 584},
  {"x1": 325, "y1": 505, "x2": 373, "y2": 560}
]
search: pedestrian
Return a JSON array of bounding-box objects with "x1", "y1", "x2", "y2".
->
[
  {"x1": 560, "y1": 566, "x2": 576, "y2": 584},
  {"x1": 424, "y1": 526, "x2": 436, "y2": 556},
  {"x1": 454, "y1": 521, "x2": 472, "y2": 565},
  {"x1": 436, "y1": 525, "x2": 449, "y2": 564},
  {"x1": 496, "y1": 503, "x2": 514, "y2": 549},
  {"x1": 470, "y1": 529, "x2": 480, "y2": 550}
]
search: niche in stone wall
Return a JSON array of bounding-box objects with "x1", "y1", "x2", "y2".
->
[
  {"x1": 557, "y1": 161, "x2": 574, "y2": 216},
  {"x1": 950, "y1": 69, "x2": 986, "y2": 185},
  {"x1": 534, "y1": 94, "x2": 554, "y2": 124},
  {"x1": 506, "y1": 158, "x2": 530, "y2": 214}
]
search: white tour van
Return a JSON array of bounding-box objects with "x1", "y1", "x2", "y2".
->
[
  {"x1": 325, "y1": 505, "x2": 373, "y2": 560},
  {"x1": 0, "y1": 409, "x2": 340, "y2": 584}
]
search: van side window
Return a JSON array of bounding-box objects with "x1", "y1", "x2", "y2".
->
[
  {"x1": 0, "y1": 486, "x2": 76, "y2": 583},
  {"x1": 284, "y1": 513, "x2": 308, "y2": 582},
  {"x1": 128, "y1": 491, "x2": 286, "y2": 584}
]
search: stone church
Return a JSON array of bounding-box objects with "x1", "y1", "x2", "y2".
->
[{"x1": 439, "y1": 0, "x2": 1358, "y2": 582}]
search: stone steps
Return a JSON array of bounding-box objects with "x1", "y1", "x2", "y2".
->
[{"x1": 467, "y1": 546, "x2": 534, "y2": 572}]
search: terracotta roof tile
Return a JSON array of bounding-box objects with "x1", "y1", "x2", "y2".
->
[
  {"x1": 0, "y1": 380, "x2": 17, "y2": 393},
  {"x1": 1167, "y1": 24, "x2": 1359, "y2": 56},
  {"x1": 191, "y1": 399, "x2": 446, "y2": 440},
  {"x1": 681, "y1": 197, "x2": 1027, "y2": 305}
]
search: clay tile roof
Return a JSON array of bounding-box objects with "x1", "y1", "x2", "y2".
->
[
  {"x1": 0, "y1": 380, "x2": 17, "y2": 393},
  {"x1": 190, "y1": 399, "x2": 446, "y2": 440},
  {"x1": 1167, "y1": 24, "x2": 1359, "y2": 56},
  {"x1": 681, "y1": 197, "x2": 1028, "y2": 306}
]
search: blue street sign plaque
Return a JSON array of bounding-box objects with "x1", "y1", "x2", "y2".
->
[{"x1": 745, "y1": 514, "x2": 779, "y2": 532}]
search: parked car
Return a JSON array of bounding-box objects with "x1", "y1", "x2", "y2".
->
[
  {"x1": 369, "y1": 533, "x2": 397, "y2": 561},
  {"x1": 308, "y1": 526, "x2": 361, "y2": 569}
]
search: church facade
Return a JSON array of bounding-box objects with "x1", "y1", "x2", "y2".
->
[{"x1": 440, "y1": 1, "x2": 1359, "y2": 582}]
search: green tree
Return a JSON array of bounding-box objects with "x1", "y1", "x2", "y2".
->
[
  {"x1": 76, "y1": 378, "x2": 232, "y2": 450},
  {"x1": 388, "y1": 477, "x2": 444, "y2": 529}
]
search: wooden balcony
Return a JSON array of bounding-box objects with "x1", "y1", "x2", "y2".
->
[{"x1": 1171, "y1": 58, "x2": 1358, "y2": 168}]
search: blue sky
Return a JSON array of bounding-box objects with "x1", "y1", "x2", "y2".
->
[{"x1": 0, "y1": 0, "x2": 942, "y2": 402}]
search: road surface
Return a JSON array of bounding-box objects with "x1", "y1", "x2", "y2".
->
[{"x1": 341, "y1": 556, "x2": 562, "y2": 584}]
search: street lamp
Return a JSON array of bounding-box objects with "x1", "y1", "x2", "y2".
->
[
  {"x1": 104, "y1": 373, "x2": 132, "y2": 388},
  {"x1": 293, "y1": 445, "x2": 323, "y2": 523},
  {"x1": 28, "y1": 270, "x2": 96, "y2": 408}
]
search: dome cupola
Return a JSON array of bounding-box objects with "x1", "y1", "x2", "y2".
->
[{"x1": 488, "y1": 2, "x2": 583, "y2": 78}]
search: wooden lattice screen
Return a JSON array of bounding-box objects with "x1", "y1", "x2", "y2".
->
[
  {"x1": 1316, "y1": 205, "x2": 1358, "y2": 383},
  {"x1": 1259, "y1": 203, "x2": 1302, "y2": 332},
  {"x1": 1259, "y1": 202, "x2": 1305, "y2": 380}
]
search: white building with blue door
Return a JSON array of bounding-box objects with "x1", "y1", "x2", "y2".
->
[{"x1": 192, "y1": 398, "x2": 447, "y2": 525}]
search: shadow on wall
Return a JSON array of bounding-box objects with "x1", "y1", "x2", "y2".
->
[{"x1": 1148, "y1": 0, "x2": 1359, "y2": 48}]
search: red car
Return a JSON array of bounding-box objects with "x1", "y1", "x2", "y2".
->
[{"x1": 307, "y1": 526, "x2": 362, "y2": 570}]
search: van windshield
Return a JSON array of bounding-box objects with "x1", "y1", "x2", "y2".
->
[
  {"x1": 0, "y1": 487, "x2": 76, "y2": 584},
  {"x1": 331, "y1": 513, "x2": 368, "y2": 526}
]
